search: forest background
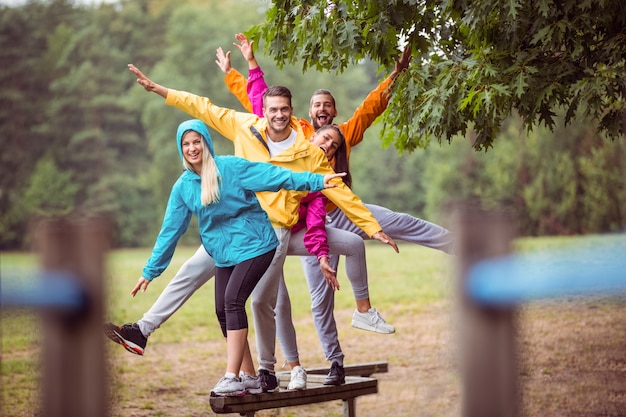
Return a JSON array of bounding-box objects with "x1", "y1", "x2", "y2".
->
[{"x1": 1, "y1": 0, "x2": 624, "y2": 251}]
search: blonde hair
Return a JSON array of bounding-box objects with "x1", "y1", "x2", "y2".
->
[{"x1": 182, "y1": 134, "x2": 220, "y2": 205}]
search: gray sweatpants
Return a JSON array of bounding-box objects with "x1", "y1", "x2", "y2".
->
[
  {"x1": 300, "y1": 203, "x2": 456, "y2": 366},
  {"x1": 138, "y1": 245, "x2": 215, "y2": 337}
]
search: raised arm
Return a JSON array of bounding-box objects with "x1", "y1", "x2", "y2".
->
[
  {"x1": 234, "y1": 33, "x2": 267, "y2": 117},
  {"x1": 237, "y1": 157, "x2": 346, "y2": 194},
  {"x1": 218, "y1": 33, "x2": 268, "y2": 117},
  {"x1": 234, "y1": 33, "x2": 259, "y2": 70},
  {"x1": 322, "y1": 182, "x2": 399, "y2": 252},
  {"x1": 215, "y1": 47, "x2": 233, "y2": 75},
  {"x1": 390, "y1": 45, "x2": 412, "y2": 81},
  {"x1": 128, "y1": 63, "x2": 259, "y2": 146},
  {"x1": 214, "y1": 33, "x2": 260, "y2": 72},
  {"x1": 128, "y1": 64, "x2": 168, "y2": 98},
  {"x1": 338, "y1": 45, "x2": 412, "y2": 153},
  {"x1": 309, "y1": 152, "x2": 399, "y2": 252}
]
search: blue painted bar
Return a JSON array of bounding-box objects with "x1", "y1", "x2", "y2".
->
[
  {"x1": 467, "y1": 243, "x2": 626, "y2": 305},
  {"x1": 1, "y1": 270, "x2": 85, "y2": 310}
]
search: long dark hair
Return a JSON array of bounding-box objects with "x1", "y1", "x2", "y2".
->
[{"x1": 317, "y1": 125, "x2": 352, "y2": 189}]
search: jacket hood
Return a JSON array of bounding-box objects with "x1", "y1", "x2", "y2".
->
[{"x1": 176, "y1": 119, "x2": 215, "y2": 163}]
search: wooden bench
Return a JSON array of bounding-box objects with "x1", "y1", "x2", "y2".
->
[
  {"x1": 303, "y1": 361, "x2": 388, "y2": 378},
  {"x1": 209, "y1": 362, "x2": 388, "y2": 417}
]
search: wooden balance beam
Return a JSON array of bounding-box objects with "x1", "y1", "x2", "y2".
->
[
  {"x1": 303, "y1": 361, "x2": 388, "y2": 378},
  {"x1": 209, "y1": 362, "x2": 388, "y2": 417}
]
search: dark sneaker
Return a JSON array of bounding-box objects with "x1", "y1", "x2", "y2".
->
[
  {"x1": 103, "y1": 322, "x2": 147, "y2": 356},
  {"x1": 258, "y1": 368, "x2": 279, "y2": 393},
  {"x1": 323, "y1": 361, "x2": 345, "y2": 386}
]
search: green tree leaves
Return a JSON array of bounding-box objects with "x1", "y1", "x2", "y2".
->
[
  {"x1": 417, "y1": 114, "x2": 625, "y2": 236},
  {"x1": 255, "y1": 0, "x2": 626, "y2": 151},
  {"x1": 1, "y1": 0, "x2": 622, "y2": 250}
]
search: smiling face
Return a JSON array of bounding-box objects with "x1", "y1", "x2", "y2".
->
[
  {"x1": 309, "y1": 93, "x2": 338, "y2": 130},
  {"x1": 310, "y1": 126, "x2": 342, "y2": 160},
  {"x1": 181, "y1": 130, "x2": 203, "y2": 173},
  {"x1": 263, "y1": 95, "x2": 293, "y2": 140}
]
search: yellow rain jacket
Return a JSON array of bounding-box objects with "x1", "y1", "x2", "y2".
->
[{"x1": 165, "y1": 89, "x2": 382, "y2": 237}]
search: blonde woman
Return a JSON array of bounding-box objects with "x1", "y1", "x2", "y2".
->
[{"x1": 106, "y1": 119, "x2": 344, "y2": 396}]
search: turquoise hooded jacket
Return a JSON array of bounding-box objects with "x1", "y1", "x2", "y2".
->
[{"x1": 142, "y1": 119, "x2": 326, "y2": 278}]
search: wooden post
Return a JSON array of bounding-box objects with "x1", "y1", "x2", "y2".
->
[
  {"x1": 343, "y1": 397, "x2": 356, "y2": 417},
  {"x1": 35, "y1": 217, "x2": 110, "y2": 417},
  {"x1": 453, "y1": 206, "x2": 519, "y2": 417}
]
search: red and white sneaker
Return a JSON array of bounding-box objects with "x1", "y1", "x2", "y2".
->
[{"x1": 103, "y1": 322, "x2": 147, "y2": 355}]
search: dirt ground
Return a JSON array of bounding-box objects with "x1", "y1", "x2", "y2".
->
[{"x1": 108, "y1": 297, "x2": 626, "y2": 417}]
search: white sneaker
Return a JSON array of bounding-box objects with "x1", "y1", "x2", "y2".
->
[
  {"x1": 211, "y1": 376, "x2": 246, "y2": 396},
  {"x1": 351, "y1": 308, "x2": 395, "y2": 334},
  {"x1": 239, "y1": 372, "x2": 263, "y2": 394},
  {"x1": 287, "y1": 366, "x2": 307, "y2": 390}
]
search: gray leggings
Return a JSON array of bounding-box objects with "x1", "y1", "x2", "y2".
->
[
  {"x1": 300, "y1": 203, "x2": 455, "y2": 366},
  {"x1": 273, "y1": 225, "x2": 368, "y2": 368}
]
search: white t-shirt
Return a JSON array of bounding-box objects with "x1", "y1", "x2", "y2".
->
[{"x1": 267, "y1": 129, "x2": 297, "y2": 157}]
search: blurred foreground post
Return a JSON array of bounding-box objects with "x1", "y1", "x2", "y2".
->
[
  {"x1": 454, "y1": 206, "x2": 519, "y2": 417},
  {"x1": 35, "y1": 217, "x2": 110, "y2": 417}
]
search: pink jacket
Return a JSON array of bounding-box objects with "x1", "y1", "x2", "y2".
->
[
  {"x1": 247, "y1": 67, "x2": 267, "y2": 117},
  {"x1": 245, "y1": 67, "x2": 329, "y2": 260},
  {"x1": 291, "y1": 192, "x2": 329, "y2": 260}
]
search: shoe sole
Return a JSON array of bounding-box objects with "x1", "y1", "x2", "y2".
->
[
  {"x1": 211, "y1": 390, "x2": 247, "y2": 397},
  {"x1": 241, "y1": 379, "x2": 264, "y2": 395},
  {"x1": 246, "y1": 387, "x2": 263, "y2": 395},
  {"x1": 351, "y1": 320, "x2": 395, "y2": 334},
  {"x1": 323, "y1": 378, "x2": 345, "y2": 386},
  {"x1": 104, "y1": 327, "x2": 145, "y2": 356},
  {"x1": 287, "y1": 382, "x2": 306, "y2": 390}
]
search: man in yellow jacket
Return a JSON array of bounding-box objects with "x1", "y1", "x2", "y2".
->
[{"x1": 119, "y1": 64, "x2": 398, "y2": 393}]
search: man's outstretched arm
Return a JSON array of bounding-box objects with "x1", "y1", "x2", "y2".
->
[
  {"x1": 339, "y1": 45, "x2": 412, "y2": 151},
  {"x1": 128, "y1": 64, "x2": 168, "y2": 98}
]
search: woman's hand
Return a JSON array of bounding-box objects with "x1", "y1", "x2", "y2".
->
[
  {"x1": 319, "y1": 256, "x2": 340, "y2": 291},
  {"x1": 322, "y1": 172, "x2": 347, "y2": 188},
  {"x1": 234, "y1": 33, "x2": 255, "y2": 63},
  {"x1": 130, "y1": 277, "x2": 151, "y2": 297},
  {"x1": 372, "y1": 231, "x2": 400, "y2": 253}
]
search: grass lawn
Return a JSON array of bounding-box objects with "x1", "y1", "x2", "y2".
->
[{"x1": 2, "y1": 233, "x2": 625, "y2": 416}]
